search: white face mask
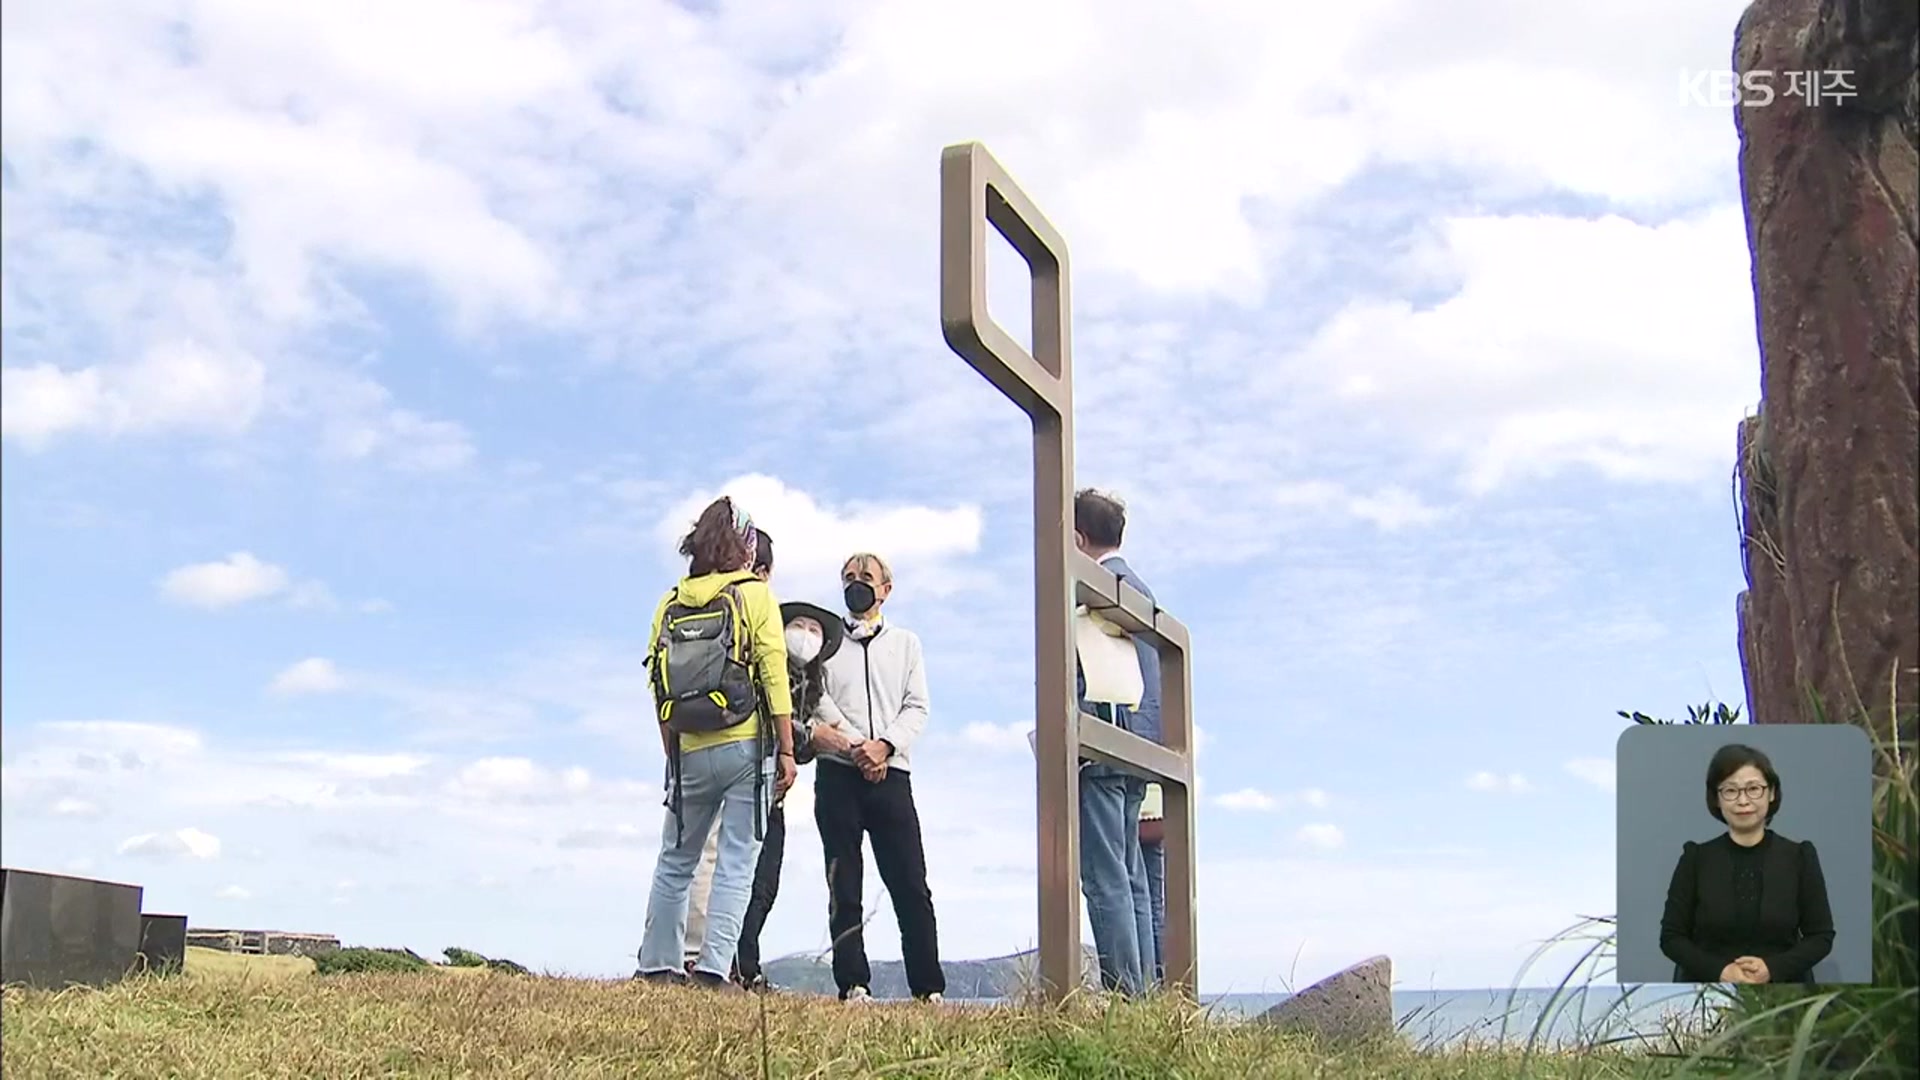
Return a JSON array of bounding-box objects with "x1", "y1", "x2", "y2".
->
[{"x1": 785, "y1": 627, "x2": 822, "y2": 664}]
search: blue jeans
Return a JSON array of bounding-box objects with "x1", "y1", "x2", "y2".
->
[
  {"x1": 637, "y1": 739, "x2": 771, "y2": 979},
  {"x1": 1140, "y1": 837, "x2": 1165, "y2": 986},
  {"x1": 1079, "y1": 771, "x2": 1153, "y2": 995}
]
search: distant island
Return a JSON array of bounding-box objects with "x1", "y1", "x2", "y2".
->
[{"x1": 763, "y1": 945, "x2": 1100, "y2": 1000}]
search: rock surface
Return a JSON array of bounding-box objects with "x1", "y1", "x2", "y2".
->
[
  {"x1": 1256, "y1": 954, "x2": 1394, "y2": 1045},
  {"x1": 1733, "y1": 0, "x2": 1919, "y2": 739}
]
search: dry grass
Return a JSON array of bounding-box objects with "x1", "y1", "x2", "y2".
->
[
  {"x1": 2, "y1": 967, "x2": 1696, "y2": 1080},
  {"x1": 178, "y1": 946, "x2": 316, "y2": 981}
]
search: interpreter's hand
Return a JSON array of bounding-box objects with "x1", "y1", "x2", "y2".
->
[
  {"x1": 776, "y1": 753, "x2": 797, "y2": 798},
  {"x1": 1719, "y1": 962, "x2": 1751, "y2": 983},
  {"x1": 1735, "y1": 956, "x2": 1770, "y2": 984},
  {"x1": 812, "y1": 725, "x2": 851, "y2": 755}
]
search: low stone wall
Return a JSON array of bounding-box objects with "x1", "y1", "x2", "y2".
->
[{"x1": 186, "y1": 928, "x2": 340, "y2": 957}]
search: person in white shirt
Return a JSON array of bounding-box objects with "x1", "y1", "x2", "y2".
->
[{"x1": 808, "y1": 552, "x2": 946, "y2": 1003}]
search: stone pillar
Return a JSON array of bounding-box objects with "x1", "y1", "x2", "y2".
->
[{"x1": 1733, "y1": 0, "x2": 1919, "y2": 740}]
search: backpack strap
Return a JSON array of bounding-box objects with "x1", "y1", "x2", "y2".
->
[{"x1": 719, "y1": 579, "x2": 769, "y2": 842}]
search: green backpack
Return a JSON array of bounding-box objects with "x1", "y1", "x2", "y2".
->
[
  {"x1": 650, "y1": 581, "x2": 758, "y2": 735},
  {"x1": 647, "y1": 580, "x2": 767, "y2": 845}
]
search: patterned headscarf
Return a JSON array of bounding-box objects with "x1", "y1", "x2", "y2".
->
[{"x1": 726, "y1": 497, "x2": 754, "y2": 542}]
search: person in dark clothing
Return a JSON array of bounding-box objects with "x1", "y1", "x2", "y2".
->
[
  {"x1": 1660, "y1": 742, "x2": 1835, "y2": 984},
  {"x1": 731, "y1": 599, "x2": 844, "y2": 990}
]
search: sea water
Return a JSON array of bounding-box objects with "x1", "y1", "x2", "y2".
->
[
  {"x1": 935, "y1": 985, "x2": 1725, "y2": 1049},
  {"x1": 1204, "y1": 985, "x2": 1726, "y2": 1049}
]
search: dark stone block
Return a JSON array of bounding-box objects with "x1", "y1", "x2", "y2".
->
[
  {"x1": 139, "y1": 913, "x2": 188, "y2": 976},
  {"x1": 1, "y1": 867, "x2": 144, "y2": 988}
]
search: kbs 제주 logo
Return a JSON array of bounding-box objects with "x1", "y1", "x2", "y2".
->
[{"x1": 1678, "y1": 68, "x2": 1858, "y2": 107}]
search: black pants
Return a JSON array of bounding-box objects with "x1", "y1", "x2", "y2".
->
[
  {"x1": 731, "y1": 803, "x2": 786, "y2": 985},
  {"x1": 815, "y1": 760, "x2": 945, "y2": 998}
]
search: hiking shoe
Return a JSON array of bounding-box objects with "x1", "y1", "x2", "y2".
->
[
  {"x1": 691, "y1": 970, "x2": 744, "y2": 993},
  {"x1": 918, "y1": 992, "x2": 944, "y2": 1005},
  {"x1": 843, "y1": 986, "x2": 873, "y2": 1004},
  {"x1": 636, "y1": 969, "x2": 687, "y2": 987}
]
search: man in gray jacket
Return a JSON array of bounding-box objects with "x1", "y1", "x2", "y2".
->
[{"x1": 809, "y1": 551, "x2": 947, "y2": 1003}]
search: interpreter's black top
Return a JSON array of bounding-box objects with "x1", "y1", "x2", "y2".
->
[{"x1": 1659, "y1": 830, "x2": 1835, "y2": 984}]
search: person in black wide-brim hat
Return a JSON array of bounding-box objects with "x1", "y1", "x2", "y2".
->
[{"x1": 730, "y1": 598, "x2": 846, "y2": 989}]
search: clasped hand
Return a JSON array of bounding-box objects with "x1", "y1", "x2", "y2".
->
[
  {"x1": 807, "y1": 725, "x2": 889, "y2": 781},
  {"x1": 1720, "y1": 956, "x2": 1771, "y2": 984},
  {"x1": 855, "y1": 739, "x2": 889, "y2": 782}
]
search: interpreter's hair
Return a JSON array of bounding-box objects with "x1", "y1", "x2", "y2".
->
[
  {"x1": 842, "y1": 552, "x2": 892, "y2": 585},
  {"x1": 1705, "y1": 742, "x2": 1783, "y2": 825},
  {"x1": 680, "y1": 497, "x2": 754, "y2": 577},
  {"x1": 752, "y1": 528, "x2": 774, "y2": 575},
  {"x1": 1074, "y1": 488, "x2": 1127, "y2": 551}
]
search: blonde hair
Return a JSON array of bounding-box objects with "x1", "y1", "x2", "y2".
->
[{"x1": 842, "y1": 552, "x2": 893, "y2": 584}]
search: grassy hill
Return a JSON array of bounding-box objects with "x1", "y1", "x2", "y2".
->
[{"x1": 1, "y1": 965, "x2": 1677, "y2": 1078}]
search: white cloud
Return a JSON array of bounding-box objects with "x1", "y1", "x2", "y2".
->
[
  {"x1": 655, "y1": 474, "x2": 986, "y2": 599},
  {"x1": 316, "y1": 394, "x2": 476, "y2": 472},
  {"x1": 159, "y1": 552, "x2": 291, "y2": 610},
  {"x1": 1294, "y1": 824, "x2": 1347, "y2": 850},
  {"x1": 443, "y1": 757, "x2": 621, "y2": 806},
  {"x1": 0, "y1": 710, "x2": 1616, "y2": 989},
  {"x1": 1215, "y1": 788, "x2": 1277, "y2": 812},
  {"x1": 1, "y1": 0, "x2": 1757, "y2": 500},
  {"x1": 554, "y1": 824, "x2": 653, "y2": 850},
  {"x1": 1213, "y1": 787, "x2": 1330, "y2": 812},
  {"x1": 0, "y1": 342, "x2": 265, "y2": 450},
  {"x1": 215, "y1": 885, "x2": 253, "y2": 901},
  {"x1": 157, "y1": 554, "x2": 378, "y2": 614},
  {"x1": 285, "y1": 582, "x2": 342, "y2": 611},
  {"x1": 269, "y1": 658, "x2": 348, "y2": 696},
  {"x1": 960, "y1": 722, "x2": 1034, "y2": 753},
  {"x1": 119, "y1": 827, "x2": 222, "y2": 860},
  {"x1": 1195, "y1": 851, "x2": 1610, "y2": 992},
  {"x1": 33, "y1": 720, "x2": 205, "y2": 759},
  {"x1": 1564, "y1": 758, "x2": 1616, "y2": 792},
  {"x1": 1293, "y1": 207, "x2": 1759, "y2": 493},
  {"x1": 272, "y1": 752, "x2": 433, "y2": 781},
  {"x1": 51, "y1": 797, "x2": 103, "y2": 818},
  {"x1": 1466, "y1": 771, "x2": 1534, "y2": 794}
]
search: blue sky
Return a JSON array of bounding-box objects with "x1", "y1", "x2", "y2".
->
[{"x1": 3, "y1": 0, "x2": 1766, "y2": 992}]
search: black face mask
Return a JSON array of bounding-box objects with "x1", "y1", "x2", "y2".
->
[{"x1": 844, "y1": 580, "x2": 877, "y2": 615}]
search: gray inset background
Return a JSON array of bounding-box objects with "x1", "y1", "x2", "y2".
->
[{"x1": 1615, "y1": 724, "x2": 1872, "y2": 985}]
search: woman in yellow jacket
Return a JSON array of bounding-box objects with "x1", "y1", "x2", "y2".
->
[{"x1": 635, "y1": 497, "x2": 796, "y2": 990}]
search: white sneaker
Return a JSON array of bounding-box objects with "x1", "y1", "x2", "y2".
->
[
  {"x1": 844, "y1": 986, "x2": 873, "y2": 1004},
  {"x1": 920, "y1": 992, "x2": 943, "y2": 1005}
]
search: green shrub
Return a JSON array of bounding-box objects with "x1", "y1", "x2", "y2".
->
[
  {"x1": 442, "y1": 947, "x2": 488, "y2": 968},
  {"x1": 310, "y1": 947, "x2": 431, "y2": 975}
]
